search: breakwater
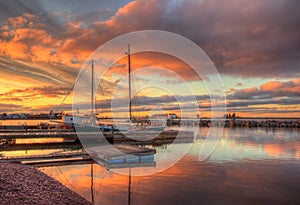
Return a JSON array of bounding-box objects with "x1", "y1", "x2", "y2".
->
[{"x1": 168, "y1": 118, "x2": 300, "y2": 128}]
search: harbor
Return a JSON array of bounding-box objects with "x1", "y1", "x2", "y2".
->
[
  {"x1": 1, "y1": 115, "x2": 299, "y2": 205},
  {"x1": 1, "y1": 127, "x2": 299, "y2": 205}
]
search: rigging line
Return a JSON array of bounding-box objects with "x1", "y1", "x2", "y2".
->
[
  {"x1": 97, "y1": 79, "x2": 111, "y2": 113},
  {"x1": 51, "y1": 61, "x2": 91, "y2": 117}
]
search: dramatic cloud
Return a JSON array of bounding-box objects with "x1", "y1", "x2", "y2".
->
[
  {"x1": 230, "y1": 78, "x2": 300, "y2": 100},
  {"x1": 0, "y1": 0, "x2": 299, "y2": 116},
  {"x1": 0, "y1": 103, "x2": 28, "y2": 113},
  {"x1": 99, "y1": 0, "x2": 300, "y2": 78},
  {"x1": 1, "y1": 0, "x2": 299, "y2": 81}
]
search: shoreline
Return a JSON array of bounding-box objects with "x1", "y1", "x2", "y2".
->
[{"x1": 0, "y1": 162, "x2": 91, "y2": 205}]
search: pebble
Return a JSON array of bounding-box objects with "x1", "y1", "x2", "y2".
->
[{"x1": 0, "y1": 162, "x2": 91, "y2": 205}]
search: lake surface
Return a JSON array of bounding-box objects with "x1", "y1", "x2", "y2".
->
[{"x1": 33, "y1": 127, "x2": 300, "y2": 205}]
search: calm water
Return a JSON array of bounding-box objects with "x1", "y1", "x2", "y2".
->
[{"x1": 31, "y1": 127, "x2": 300, "y2": 205}]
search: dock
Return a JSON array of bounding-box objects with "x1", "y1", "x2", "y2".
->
[
  {"x1": 0, "y1": 151, "x2": 89, "y2": 162},
  {"x1": 0, "y1": 142, "x2": 82, "y2": 152},
  {"x1": 1, "y1": 144, "x2": 156, "y2": 169},
  {"x1": 0, "y1": 130, "x2": 194, "y2": 145},
  {"x1": 0, "y1": 131, "x2": 92, "y2": 139},
  {"x1": 89, "y1": 144, "x2": 156, "y2": 169},
  {"x1": 113, "y1": 130, "x2": 194, "y2": 145}
]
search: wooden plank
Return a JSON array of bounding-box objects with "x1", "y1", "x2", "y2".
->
[
  {"x1": 113, "y1": 130, "x2": 194, "y2": 144},
  {"x1": 23, "y1": 158, "x2": 93, "y2": 167},
  {"x1": 1, "y1": 152, "x2": 88, "y2": 162},
  {"x1": 1, "y1": 144, "x2": 155, "y2": 163},
  {"x1": 0, "y1": 143, "x2": 82, "y2": 151},
  {"x1": 0, "y1": 131, "x2": 114, "y2": 139}
]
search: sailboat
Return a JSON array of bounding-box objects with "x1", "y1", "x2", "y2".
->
[
  {"x1": 61, "y1": 45, "x2": 166, "y2": 134},
  {"x1": 115, "y1": 44, "x2": 166, "y2": 133},
  {"x1": 61, "y1": 59, "x2": 116, "y2": 133}
]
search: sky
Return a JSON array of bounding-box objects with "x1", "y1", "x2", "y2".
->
[{"x1": 0, "y1": 0, "x2": 299, "y2": 118}]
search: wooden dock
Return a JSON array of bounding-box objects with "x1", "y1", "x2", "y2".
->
[
  {"x1": 0, "y1": 142, "x2": 82, "y2": 152},
  {"x1": 1, "y1": 144, "x2": 156, "y2": 169},
  {"x1": 88, "y1": 144, "x2": 156, "y2": 169},
  {"x1": 0, "y1": 152, "x2": 89, "y2": 162},
  {"x1": 0, "y1": 131, "x2": 94, "y2": 139},
  {"x1": 113, "y1": 130, "x2": 194, "y2": 145},
  {"x1": 24, "y1": 158, "x2": 93, "y2": 167},
  {"x1": 0, "y1": 130, "x2": 194, "y2": 145}
]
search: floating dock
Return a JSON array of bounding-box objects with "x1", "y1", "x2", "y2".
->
[
  {"x1": 1, "y1": 144, "x2": 156, "y2": 169},
  {"x1": 89, "y1": 144, "x2": 156, "y2": 169}
]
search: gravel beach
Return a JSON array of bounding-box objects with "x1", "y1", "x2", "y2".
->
[{"x1": 0, "y1": 162, "x2": 91, "y2": 205}]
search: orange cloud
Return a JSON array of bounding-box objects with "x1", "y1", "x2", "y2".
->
[
  {"x1": 106, "y1": 51, "x2": 200, "y2": 81},
  {"x1": 261, "y1": 78, "x2": 300, "y2": 93},
  {"x1": 241, "y1": 87, "x2": 259, "y2": 93},
  {"x1": 0, "y1": 1, "x2": 299, "y2": 117},
  {"x1": 0, "y1": 12, "x2": 90, "y2": 69}
]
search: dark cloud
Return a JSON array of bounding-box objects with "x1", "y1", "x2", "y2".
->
[
  {"x1": 71, "y1": 9, "x2": 115, "y2": 26},
  {"x1": 98, "y1": 0, "x2": 300, "y2": 78},
  {"x1": 2, "y1": 0, "x2": 299, "y2": 80},
  {"x1": 0, "y1": 103, "x2": 28, "y2": 113}
]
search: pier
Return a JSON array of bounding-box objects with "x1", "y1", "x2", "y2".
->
[
  {"x1": 168, "y1": 118, "x2": 300, "y2": 128},
  {"x1": 1, "y1": 144, "x2": 156, "y2": 168},
  {"x1": 1, "y1": 151, "x2": 89, "y2": 162},
  {"x1": 0, "y1": 130, "x2": 194, "y2": 144}
]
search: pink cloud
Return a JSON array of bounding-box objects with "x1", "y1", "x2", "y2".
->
[{"x1": 260, "y1": 78, "x2": 300, "y2": 93}]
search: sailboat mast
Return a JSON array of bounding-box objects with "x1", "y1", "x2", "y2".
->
[
  {"x1": 128, "y1": 44, "x2": 132, "y2": 122},
  {"x1": 91, "y1": 59, "x2": 94, "y2": 116}
]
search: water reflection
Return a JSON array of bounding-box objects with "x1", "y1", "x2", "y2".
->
[
  {"x1": 185, "y1": 127, "x2": 300, "y2": 162},
  {"x1": 16, "y1": 138, "x2": 65, "y2": 144},
  {"x1": 38, "y1": 128, "x2": 300, "y2": 204}
]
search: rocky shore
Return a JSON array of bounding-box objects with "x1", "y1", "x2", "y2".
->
[{"x1": 0, "y1": 162, "x2": 91, "y2": 205}]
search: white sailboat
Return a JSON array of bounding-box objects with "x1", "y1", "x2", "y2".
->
[
  {"x1": 115, "y1": 44, "x2": 166, "y2": 133},
  {"x1": 62, "y1": 59, "x2": 115, "y2": 132},
  {"x1": 60, "y1": 45, "x2": 166, "y2": 134}
]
